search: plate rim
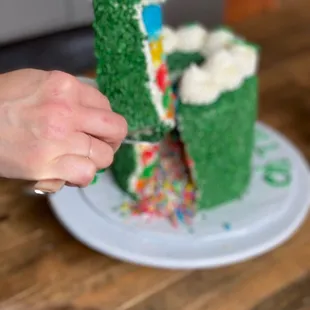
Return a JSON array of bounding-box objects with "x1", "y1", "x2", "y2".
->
[{"x1": 49, "y1": 122, "x2": 310, "y2": 269}]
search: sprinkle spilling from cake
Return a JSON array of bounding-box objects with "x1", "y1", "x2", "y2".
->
[{"x1": 119, "y1": 134, "x2": 196, "y2": 228}]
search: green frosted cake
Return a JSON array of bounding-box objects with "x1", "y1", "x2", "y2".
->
[
  {"x1": 178, "y1": 41, "x2": 259, "y2": 209},
  {"x1": 93, "y1": 0, "x2": 175, "y2": 141},
  {"x1": 92, "y1": 0, "x2": 260, "y2": 227}
]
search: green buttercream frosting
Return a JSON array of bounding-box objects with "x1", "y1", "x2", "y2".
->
[
  {"x1": 167, "y1": 52, "x2": 205, "y2": 74},
  {"x1": 178, "y1": 76, "x2": 258, "y2": 209},
  {"x1": 111, "y1": 144, "x2": 137, "y2": 199}
]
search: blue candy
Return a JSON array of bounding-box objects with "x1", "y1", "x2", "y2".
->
[{"x1": 142, "y1": 4, "x2": 163, "y2": 41}]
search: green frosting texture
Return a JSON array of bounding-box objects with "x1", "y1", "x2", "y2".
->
[
  {"x1": 178, "y1": 76, "x2": 258, "y2": 209},
  {"x1": 167, "y1": 52, "x2": 205, "y2": 75},
  {"x1": 111, "y1": 144, "x2": 137, "y2": 199},
  {"x1": 93, "y1": 0, "x2": 171, "y2": 138}
]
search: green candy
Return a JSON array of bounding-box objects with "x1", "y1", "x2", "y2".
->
[{"x1": 93, "y1": 0, "x2": 173, "y2": 140}]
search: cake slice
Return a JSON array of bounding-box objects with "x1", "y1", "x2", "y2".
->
[
  {"x1": 112, "y1": 142, "x2": 161, "y2": 200},
  {"x1": 93, "y1": 0, "x2": 175, "y2": 141},
  {"x1": 178, "y1": 40, "x2": 260, "y2": 209}
]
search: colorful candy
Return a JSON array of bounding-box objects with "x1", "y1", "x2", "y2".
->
[
  {"x1": 119, "y1": 134, "x2": 197, "y2": 228},
  {"x1": 150, "y1": 39, "x2": 164, "y2": 67}
]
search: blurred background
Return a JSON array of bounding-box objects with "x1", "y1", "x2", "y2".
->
[
  {"x1": 0, "y1": 0, "x2": 284, "y2": 75},
  {"x1": 1, "y1": 1, "x2": 310, "y2": 309}
]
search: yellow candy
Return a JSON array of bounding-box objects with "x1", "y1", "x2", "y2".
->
[
  {"x1": 185, "y1": 183, "x2": 194, "y2": 191},
  {"x1": 149, "y1": 38, "x2": 163, "y2": 68},
  {"x1": 120, "y1": 203, "x2": 130, "y2": 212},
  {"x1": 163, "y1": 181, "x2": 172, "y2": 191}
]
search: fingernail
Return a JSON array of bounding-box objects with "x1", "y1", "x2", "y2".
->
[{"x1": 33, "y1": 179, "x2": 65, "y2": 194}]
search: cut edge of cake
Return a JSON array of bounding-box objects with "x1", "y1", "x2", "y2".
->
[{"x1": 177, "y1": 37, "x2": 260, "y2": 209}]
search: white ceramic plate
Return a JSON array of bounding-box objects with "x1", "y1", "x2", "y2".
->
[{"x1": 49, "y1": 123, "x2": 310, "y2": 270}]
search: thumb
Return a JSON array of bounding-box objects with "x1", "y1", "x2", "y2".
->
[{"x1": 46, "y1": 154, "x2": 97, "y2": 187}]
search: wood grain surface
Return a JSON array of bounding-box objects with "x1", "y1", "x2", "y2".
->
[
  {"x1": 1, "y1": 1, "x2": 310, "y2": 309},
  {"x1": 224, "y1": 0, "x2": 281, "y2": 24}
]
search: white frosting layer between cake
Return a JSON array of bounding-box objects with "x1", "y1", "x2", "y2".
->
[
  {"x1": 179, "y1": 43, "x2": 259, "y2": 105},
  {"x1": 136, "y1": 4, "x2": 164, "y2": 120},
  {"x1": 135, "y1": 4, "x2": 174, "y2": 128}
]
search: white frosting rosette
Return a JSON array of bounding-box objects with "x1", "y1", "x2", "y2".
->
[
  {"x1": 175, "y1": 24, "x2": 209, "y2": 52},
  {"x1": 162, "y1": 24, "x2": 208, "y2": 54},
  {"x1": 202, "y1": 28, "x2": 235, "y2": 56},
  {"x1": 203, "y1": 49, "x2": 244, "y2": 91},
  {"x1": 162, "y1": 26, "x2": 179, "y2": 54},
  {"x1": 180, "y1": 65, "x2": 221, "y2": 105},
  {"x1": 230, "y1": 44, "x2": 258, "y2": 78}
]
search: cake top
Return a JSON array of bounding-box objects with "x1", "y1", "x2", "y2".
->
[
  {"x1": 162, "y1": 24, "x2": 251, "y2": 56},
  {"x1": 179, "y1": 37, "x2": 259, "y2": 105},
  {"x1": 163, "y1": 23, "x2": 209, "y2": 54}
]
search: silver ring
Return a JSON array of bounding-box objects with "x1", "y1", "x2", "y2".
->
[
  {"x1": 29, "y1": 135, "x2": 93, "y2": 196},
  {"x1": 87, "y1": 134, "x2": 92, "y2": 160}
]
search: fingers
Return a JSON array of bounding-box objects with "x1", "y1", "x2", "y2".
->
[
  {"x1": 77, "y1": 79, "x2": 128, "y2": 150},
  {"x1": 30, "y1": 132, "x2": 116, "y2": 188},
  {"x1": 33, "y1": 179, "x2": 65, "y2": 193},
  {"x1": 46, "y1": 154, "x2": 97, "y2": 187},
  {"x1": 76, "y1": 107, "x2": 128, "y2": 151},
  {"x1": 78, "y1": 81, "x2": 112, "y2": 110},
  {"x1": 67, "y1": 132, "x2": 115, "y2": 169},
  {"x1": 28, "y1": 72, "x2": 127, "y2": 188},
  {"x1": 37, "y1": 71, "x2": 127, "y2": 151}
]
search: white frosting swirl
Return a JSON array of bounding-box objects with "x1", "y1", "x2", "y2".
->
[
  {"x1": 202, "y1": 29, "x2": 235, "y2": 55},
  {"x1": 180, "y1": 43, "x2": 259, "y2": 105},
  {"x1": 180, "y1": 65, "x2": 220, "y2": 105},
  {"x1": 162, "y1": 24, "x2": 208, "y2": 54},
  {"x1": 175, "y1": 24, "x2": 209, "y2": 52},
  {"x1": 203, "y1": 49, "x2": 243, "y2": 90},
  {"x1": 162, "y1": 26, "x2": 179, "y2": 54},
  {"x1": 230, "y1": 44, "x2": 258, "y2": 77}
]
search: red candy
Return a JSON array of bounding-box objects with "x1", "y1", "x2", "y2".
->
[
  {"x1": 156, "y1": 64, "x2": 169, "y2": 92},
  {"x1": 142, "y1": 150, "x2": 154, "y2": 165}
]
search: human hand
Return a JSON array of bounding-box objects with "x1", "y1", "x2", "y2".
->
[{"x1": 0, "y1": 69, "x2": 127, "y2": 189}]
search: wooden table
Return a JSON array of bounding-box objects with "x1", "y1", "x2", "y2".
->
[{"x1": 1, "y1": 1, "x2": 310, "y2": 309}]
